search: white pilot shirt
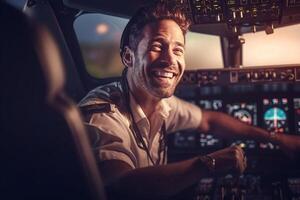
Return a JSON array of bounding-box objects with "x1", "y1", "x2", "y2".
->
[{"x1": 80, "y1": 82, "x2": 202, "y2": 168}]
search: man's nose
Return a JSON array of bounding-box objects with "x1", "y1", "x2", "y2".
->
[{"x1": 160, "y1": 47, "x2": 176, "y2": 66}]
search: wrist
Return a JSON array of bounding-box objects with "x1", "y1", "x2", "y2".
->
[{"x1": 199, "y1": 155, "x2": 216, "y2": 175}]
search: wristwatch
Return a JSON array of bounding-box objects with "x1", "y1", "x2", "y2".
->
[{"x1": 200, "y1": 155, "x2": 216, "y2": 173}]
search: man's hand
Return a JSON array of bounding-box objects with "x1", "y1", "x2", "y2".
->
[{"x1": 207, "y1": 145, "x2": 247, "y2": 176}]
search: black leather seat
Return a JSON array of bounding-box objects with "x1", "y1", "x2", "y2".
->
[{"x1": 0, "y1": 2, "x2": 105, "y2": 200}]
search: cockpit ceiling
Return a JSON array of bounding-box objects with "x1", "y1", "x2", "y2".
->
[{"x1": 64, "y1": 0, "x2": 300, "y2": 36}]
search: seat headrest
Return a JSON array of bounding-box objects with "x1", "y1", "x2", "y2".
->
[{"x1": 33, "y1": 23, "x2": 65, "y2": 102}]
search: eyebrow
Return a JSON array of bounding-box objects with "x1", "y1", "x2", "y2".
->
[
  {"x1": 175, "y1": 41, "x2": 185, "y2": 49},
  {"x1": 151, "y1": 36, "x2": 185, "y2": 48}
]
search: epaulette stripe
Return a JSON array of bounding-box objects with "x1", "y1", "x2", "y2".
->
[{"x1": 80, "y1": 103, "x2": 114, "y2": 114}]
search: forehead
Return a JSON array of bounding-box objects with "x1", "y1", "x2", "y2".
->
[{"x1": 141, "y1": 19, "x2": 185, "y2": 44}]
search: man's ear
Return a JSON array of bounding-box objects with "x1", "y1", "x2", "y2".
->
[{"x1": 122, "y1": 46, "x2": 134, "y2": 68}]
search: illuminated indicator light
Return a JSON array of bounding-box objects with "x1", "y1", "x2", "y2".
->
[
  {"x1": 263, "y1": 99, "x2": 269, "y2": 105},
  {"x1": 240, "y1": 143, "x2": 246, "y2": 148},
  {"x1": 273, "y1": 98, "x2": 278, "y2": 104}
]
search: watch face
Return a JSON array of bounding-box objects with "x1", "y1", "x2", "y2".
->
[{"x1": 201, "y1": 155, "x2": 215, "y2": 172}]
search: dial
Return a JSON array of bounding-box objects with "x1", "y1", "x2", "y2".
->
[
  {"x1": 262, "y1": 98, "x2": 289, "y2": 134},
  {"x1": 227, "y1": 102, "x2": 257, "y2": 149},
  {"x1": 264, "y1": 107, "x2": 287, "y2": 132},
  {"x1": 227, "y1": 102, "x2": 257, "y2": 126}
]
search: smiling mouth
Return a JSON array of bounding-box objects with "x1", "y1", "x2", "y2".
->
[{"x1": 152, "y1": 70, "x2": 178, "y2": 79}]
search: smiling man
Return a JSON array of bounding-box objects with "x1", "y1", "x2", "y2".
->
[
  {"x1": 78, "y1": 2, "x2": 300, "y2": 199},
  {"x1": 127, "y1": 19, "x2": 185, "y2": 98}
]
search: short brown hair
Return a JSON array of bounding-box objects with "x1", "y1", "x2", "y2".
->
[{"x1": 120, "y1": 1, "x2": 191, "y2": 56}]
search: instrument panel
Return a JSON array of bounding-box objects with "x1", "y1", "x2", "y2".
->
[
  {"x1": 163, "y1": 0, "x2": 300, "y2": 35},
  {"x1": 170, "y1": 66, "x2": 300, "y2": 151},
  {"x1": 168, "y1": 65, "x2": 300, "y2": 199}
]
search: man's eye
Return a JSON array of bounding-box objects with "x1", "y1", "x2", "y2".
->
[
  {"x1": 174, "y1": 48, "x2": 184, "y2": 56},
  {"x1": 150, "y1": 44, "x2": 162, "y2": 51}
]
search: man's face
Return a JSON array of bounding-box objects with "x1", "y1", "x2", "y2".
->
[{"x1": 130, "y1": 19, "x2": 186, "y2": 98}]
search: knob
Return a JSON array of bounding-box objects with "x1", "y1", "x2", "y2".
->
[
  {"x1": 252, "y1": 25, "x2": 257, "y2": 33},
  {"x1": 264, "y1": 72, "x2": 270, "y2": 79},
  {"x1": 240, "y1": 11, "x2": 244, "y2": 18},
  {"x1": 288, "y1": 73, "x2": 295, "y2": 80},
  {"x1": 280, "y1": 72, "x2": 287, "y2": 80},
  {"x1": 233, "y1": 26, "x2": 238, "y2": 33},
  {"x1": 246, "y1": 72, "x2": 251, "y2": 80},
  {"x1": 232, "y1": 11, "x2": 236, "y2": 19}
]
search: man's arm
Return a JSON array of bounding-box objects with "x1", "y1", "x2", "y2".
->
[
  {"x1": 199, "y1": 110, "x2": 300, "y2": 159},
  {"x1": 100, "y1": 146, "x2": 246, "y2": 200},
  {"x1": 199, "y1": 110, "x2": 270, "y2": 141}
]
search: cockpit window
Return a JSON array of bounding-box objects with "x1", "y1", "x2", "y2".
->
[
  {"x1": 74, "y1": 13, "x2": 127, "y2": 78},
  {"x1": 74, "y1": 13, "x2": 224, "y2": 79},
  {"x1": 74, "y1": 13, "x2": 300, "y2": 79},
  {"x1": 243, "y1": 24, "x2": 300, "y2": 67}
]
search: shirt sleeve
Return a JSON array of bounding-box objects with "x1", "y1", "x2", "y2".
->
[
  {"x1": 89, "y1": 111, "x2": 137, "y2": 168},
  {"x1": 165, "y1": 96, "x2": 202, "y2": 133}
]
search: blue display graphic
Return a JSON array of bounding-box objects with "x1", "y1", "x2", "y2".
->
[
  {"x1": 263, "y1": 98, "x2": 289, "y2": 133},
  {"x1": 261, "y1": 98, "x2": 289, "y2": 150},
  {"x1": 264, "y1": 107, "x2": 287, "y2": 133}
]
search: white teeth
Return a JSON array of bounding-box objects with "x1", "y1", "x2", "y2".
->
[{"x1": 154, "y1": 71, "x2": 174, "y2": 78}]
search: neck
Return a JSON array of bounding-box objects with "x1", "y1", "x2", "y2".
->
[{"x1": 126, "y1": 74, "x2": 161, "y2": 118}]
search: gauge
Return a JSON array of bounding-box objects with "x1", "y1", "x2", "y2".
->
[
  {"x1": 227, "y1": 102, "x2": 257, "y2": 126},
  {"x1": 264, "y1": 107, "x2": 287, "y2": 132},
  {"x1": 262, "y1": 98, "x2": 289, "y2": 133},
  {"x1": 227, "y1": 102, "x2": 257, "y2": 149},
  {"x1": 232, "y1": 110, "x2": 253, "y2": 124}
]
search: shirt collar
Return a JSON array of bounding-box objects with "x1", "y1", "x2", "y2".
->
[{"x1": 129, "y1": 91, "x2": 172, "y2": 123}]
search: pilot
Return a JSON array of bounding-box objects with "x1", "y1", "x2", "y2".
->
[{"x1": 79, "y1": 2, "x2": 300, "y2": 199}]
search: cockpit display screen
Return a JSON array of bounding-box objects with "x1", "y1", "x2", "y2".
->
[
  {"x1": 227, "y1": 102, "x2": 257, "y2": 126},
  {"x1": 262, "y1": 98, "x2": 289, "y2": 134},
  {"x1": 260, "y1": 98, "x2": 289, "y2": 150},
  {"x1": 226, "y1": 102, "x2": 257, "y2": 149}
]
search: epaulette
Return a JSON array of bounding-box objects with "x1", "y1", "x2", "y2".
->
[{"x1": 80, "y1": 103, "x2": 116, "y2": 115}]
